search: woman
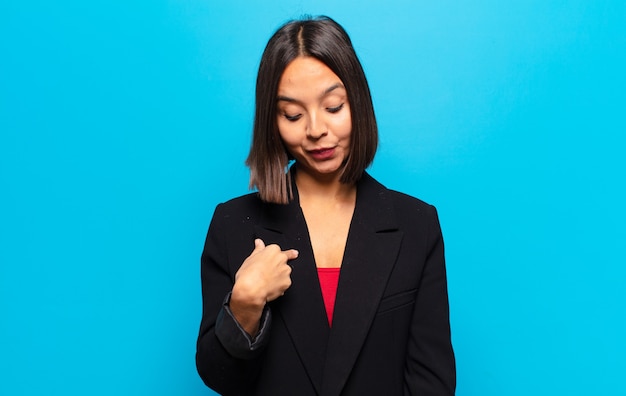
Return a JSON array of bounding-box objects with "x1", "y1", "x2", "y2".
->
[{"x1": 196, "y1": 16, "x2": 456, "y2": 396}]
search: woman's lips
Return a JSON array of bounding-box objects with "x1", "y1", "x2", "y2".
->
[{"x1": 308, "y1": 147, "x2": 335, "y2": 160}]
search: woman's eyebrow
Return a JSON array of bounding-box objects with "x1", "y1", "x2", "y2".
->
[
  {"x1": 322, "y1": 83, "x2": 344, "y2": 96},
  {"x1": 277, "y1": 82, "x2": 345, "y2": 103}
]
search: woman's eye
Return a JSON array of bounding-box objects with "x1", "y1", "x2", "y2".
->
[
  {"x1": 327, "y1": 103, "x2": 344, "y2": 114},
  {"x1": 284, "y1": 113, "x2": 302, "y2": 122}
]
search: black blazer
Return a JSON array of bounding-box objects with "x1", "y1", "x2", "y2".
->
[{"x1": 196, "y1": 173, "x2": 455, "y2": 396}]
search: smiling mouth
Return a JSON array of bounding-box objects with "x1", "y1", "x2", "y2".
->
[
  {"x1": 309, "y1": 147, "x2": 334, "y2": 155},
  {"x1": 307, "y1": 147, "x2": 336, "y2": 160}
]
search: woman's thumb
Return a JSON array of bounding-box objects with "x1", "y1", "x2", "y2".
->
[{"x1": 253, "y1": 238, "x2": 266, "y2": 251}]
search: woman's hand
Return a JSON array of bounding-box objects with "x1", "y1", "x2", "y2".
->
[{"x1": 229, "y1": 238, "x2": 298, "y2": 336}]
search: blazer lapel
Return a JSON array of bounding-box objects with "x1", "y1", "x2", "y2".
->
[
  {"x1": 255, "y1": 194, "x2": 330, "y2": 394},
  {"x1": 320, "y1": 174, "x2": 404, "y2": 396}
]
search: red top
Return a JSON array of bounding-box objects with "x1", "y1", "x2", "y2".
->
[{"x1": 317, "y1": 267, "x2": 341, "y2": 327}]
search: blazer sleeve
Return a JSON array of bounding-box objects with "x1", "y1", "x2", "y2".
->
[
  {"x1": 195, "y1": 203, "x2": 271, "y2": 395},
  {"x1": 404, "y1": 205, "x2": 456, "y2": 395}
]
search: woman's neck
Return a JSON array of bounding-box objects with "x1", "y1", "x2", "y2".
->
[{"x1": 294, "y1": 169, "x2": 356, "y2": 205}]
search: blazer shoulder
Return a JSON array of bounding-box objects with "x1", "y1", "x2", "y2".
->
[
  {"x1": 363, "y1": 174, "x2": 436, "y2": 215},
  {"x1": 213, "y1": 191, "x2": 267, "y2": 214},
  {"x1": 359, "y1": 174, "x2": 440, "y2": 233},
  {"x1": 386, "y1": 190, "x2": 440, "y2": 233},
  {"x1": 386, "y1": 188, "x2": 434, "y2": 210},
  {"x1": 210, "y1": 192, "x2": 297, "y2": 231},
  {"x1": 208, "y1": 192, "x2": 266, "y2": 230}
]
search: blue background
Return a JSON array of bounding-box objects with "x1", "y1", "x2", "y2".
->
[{"x1": 1, "y1": 1, "x2": 625, "y2": 395}]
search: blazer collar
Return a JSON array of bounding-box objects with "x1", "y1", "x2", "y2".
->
[{"x1": 255, "y1": 172, "x2": 403, "y2": 396}]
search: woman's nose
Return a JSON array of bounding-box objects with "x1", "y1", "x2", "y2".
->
[{"x1": 306, "y1": 113, "x2": 327, "y2": 139}]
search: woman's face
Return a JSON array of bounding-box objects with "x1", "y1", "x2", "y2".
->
[{"x1": 276, "y1": 56, "x2": 352, "y2": 181}]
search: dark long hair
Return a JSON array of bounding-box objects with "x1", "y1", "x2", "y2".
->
[{"x1": 246, "y1": 16, "x2": 378, "y2": 204}]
